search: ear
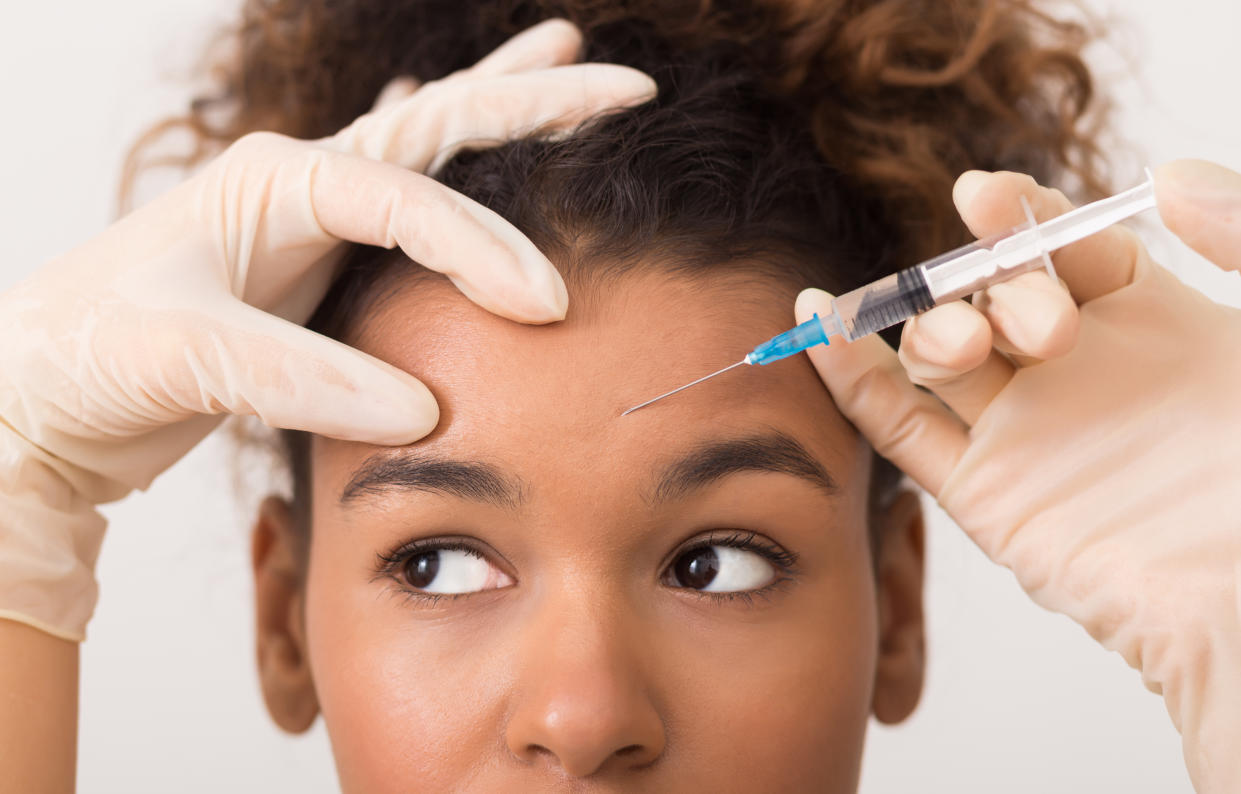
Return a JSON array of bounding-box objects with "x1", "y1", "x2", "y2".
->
[
  {"x1": 870, "y1": 488, "x2": 926, "y2": 724},
  {"x1": 252, "y1": 495, "x2": 319, "y2": 732}
]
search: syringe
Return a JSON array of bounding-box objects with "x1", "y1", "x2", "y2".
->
[{"x1": 623, "y1": 174, "x2": 1158, "y2": 416}]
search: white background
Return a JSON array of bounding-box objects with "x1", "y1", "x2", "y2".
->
[{"x1": 2, "y1": 2, "x2": 1240, "y2": 791}]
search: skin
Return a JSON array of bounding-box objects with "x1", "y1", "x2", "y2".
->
[
  {"x1": 0, "y1": 620, "x2": 77, "y2": 794},
  {"x1": 252, "y1": 269, "x2": 926, "y2": 792}
]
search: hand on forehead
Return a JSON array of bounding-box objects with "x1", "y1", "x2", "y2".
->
[{"x1": 321, "y1": 269, "x2": 865, "y2": 489}]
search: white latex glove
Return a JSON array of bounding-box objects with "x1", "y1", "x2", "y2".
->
[
  {"x1": 796, "y1": 160, "x2": 1241, "y2": 793},
  {"x1": 0, "y1": 19, "x2": 656, "y2": 642}
]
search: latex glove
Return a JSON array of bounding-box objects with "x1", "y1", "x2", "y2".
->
[
  {"x1": 0, "y1": 19, "x2": 656, "y2": 642},
  {"x1": 797, "y1": 160, "x2": 1241, "y2": 793}
]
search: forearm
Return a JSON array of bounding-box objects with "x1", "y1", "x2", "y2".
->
[
  {"x1": 0, "y1": 618, "x2": 77, "y2": 794},
  {"x1": 0, "y1": 424, "x2": 94, "y2": 792}
]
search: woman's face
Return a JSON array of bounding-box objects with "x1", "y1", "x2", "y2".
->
[{"x1": 252, "y1": 269, "x2": 925, "y2": 792}]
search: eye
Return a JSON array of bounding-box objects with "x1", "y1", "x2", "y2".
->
[
  {"x1": 668, "y1": 544, "x2": 777, "y2": 593},
  {"x1": 398, "y1": 546, "x2": 513, "y2": 594}
]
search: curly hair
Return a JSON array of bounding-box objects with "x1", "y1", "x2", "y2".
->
[
  {"x1": 128, "y1": 0, "x2": 1115, "y2": 540},
  {"x1": 124, "y1": 0, "x2": 1111, "y2": 263}
]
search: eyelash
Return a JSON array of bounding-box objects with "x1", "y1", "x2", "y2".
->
[
  {"x1": 372, "y1": 537, "x2": 491, "y2": 607},
  {"x1": 667, "y1": 530, "x2": 802, "y2": 606},
  {"x1": 373, "y1": 531, "x2": 802, "y2": 607}
]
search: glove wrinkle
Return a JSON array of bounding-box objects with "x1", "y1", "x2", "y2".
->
[
  {"x1": 0, "y1": 20, "x2": 654, "y2": 642},
  {"x1": 938, "y1": 255, "x2": 1241, "y2": 794}
]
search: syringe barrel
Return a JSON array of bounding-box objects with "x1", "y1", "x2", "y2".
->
[
  {"x1": 830, "y1": 234, "x2": 1041, "y2": 341},
  {"x1": 831, "y1": 175, "x2": 1157, "y2": 342},
  {"x1": 831, "y1": 230, "x2": 1039, "y2": 341},
  {"x1": 831, "y1": 266, "x2": 935, "y2": 341}
]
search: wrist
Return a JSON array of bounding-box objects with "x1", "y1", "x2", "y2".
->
[{"x1": 0, "y1": 420, "x2": 105, "y2": 642}]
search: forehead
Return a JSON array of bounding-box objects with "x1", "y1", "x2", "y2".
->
[{"x1": 320, "y1": 268, "x2": 865, "y2": 492}]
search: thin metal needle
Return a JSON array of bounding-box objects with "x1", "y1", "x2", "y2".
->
[{"x1": 622, "y1": 360, "x2": 748, "y2": 416}]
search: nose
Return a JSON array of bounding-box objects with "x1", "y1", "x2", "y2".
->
[{"x1": 504, "y1": 596, "x2": 666, "y2": 778}]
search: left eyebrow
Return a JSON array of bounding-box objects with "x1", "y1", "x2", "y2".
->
[{"x1": 652, "y1": 431, "x2": 839, "y2": 503}]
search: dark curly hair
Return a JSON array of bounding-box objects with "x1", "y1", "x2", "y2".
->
[{"x1": 125, "y1": 0, "x2": 1113, "y2": 545}]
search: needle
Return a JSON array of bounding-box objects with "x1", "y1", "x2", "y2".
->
[
  {"x1": 621, "y1": 360, "x2": 747, "y2": 416},
  {"x1": 621, "y1": 178, "x2": 1160, "y2": 420}
]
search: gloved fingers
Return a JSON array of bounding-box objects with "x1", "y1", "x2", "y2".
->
[
  {"x1": 969, "y1": 270, "x2": 1080, "y2": 364},
  {"x1": 953, "y1": 170, "x2": 1145, "y2": 304},
  {"x1": 893, "y1": 271, "x2": 1076, "y2": 425},
  {"x1": 361, "y1": 21, "x2": 589, "y2": 150},
  {"x1": 797, "y1": 288, "x2": 970, "y2": 496},
  {"x1": 327, "y1": 62, "x2": 656, "y2": 172},
  {"x1": 898, "y1": 301, "x2": 1017, "y2": 425},
  {"x1": 306, "y1": 144, "x2": 570, "y2": 322},
  {"x1": 455, "y1": 18, "x2": 585, "y2": 78},
  {"x1": 425, "y1": 64, "x2": 657, "y2": 174},
  {"x1": 1154, "y1": 159, "x2": 1241, "y2": 272},
  {"x1": 370, "y1": 76, "x2": 421, "y2": 112},
  {"x1": 183, "y1": 300, "x2": 439, "y2": 445},
  {"x1": 257, "y1": 249, "x2": 340, "y2": 326},
  {"x1": 208, "y1": 133, "x2": 568, "y2": 323}
]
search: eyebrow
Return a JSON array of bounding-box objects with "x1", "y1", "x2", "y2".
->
[
  {"x1": 340, "y1": 453, "x2": 522, "y2": 509},
  {"x1": 339, "y1": 431, "x2": 836, "y2": 509},
  {"x1": 653, "y1": 432, "x2": 838, "y2": 503}
]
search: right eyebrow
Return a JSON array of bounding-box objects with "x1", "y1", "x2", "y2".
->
[
  {"x1": 340, "y1": 451, "x2": 523, "y2": 509},
  {"x1": 652, "y1": 431, "x2": 839, "y2": 503}
]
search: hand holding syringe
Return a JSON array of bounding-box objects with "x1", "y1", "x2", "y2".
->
[
  {"x1": 790, "y1": 161, "x2": 1241, "y2": 794},
  {"x1": 624, "y1": 175, "x2": 1157, "y2": 414},
  {"x1": 632, "y1": 161, "x2": 1241, "y2": 791}
]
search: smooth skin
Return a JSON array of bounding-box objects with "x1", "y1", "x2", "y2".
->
[
  {"x1": 252, "y1": 272, "x2": 927, "y2": 791},
  {"x1": 0, "y1": 21, "x2": 656, "y2": 793},
  {"x1": 0, "y1": 623, "x2": 77, "y2": 793},
  {"x1": 4, "y1": 21, "x2": 1237, "y2": 781},
  {"x1": 8, "y1": 162, "x2": 1236, "y2": 793}
]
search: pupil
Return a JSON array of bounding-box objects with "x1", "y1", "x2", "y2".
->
[
  {"x1": 675, "y1": 547, "x2": 719, "y2": 589},
  {"x1": 404, "y1": 551, "x2": 440, "y2": 588}
]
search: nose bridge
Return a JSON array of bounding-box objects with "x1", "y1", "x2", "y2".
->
[{"x1": 504, "y1": 574, "x2": 666, "y2": 778}]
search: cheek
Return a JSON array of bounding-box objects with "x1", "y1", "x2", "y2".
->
[
  {"x1": 297, "y1": 465, "x2": 879, "y2": 791},
  {"x1": 302, "y1": 544, "x2": 512, "y2": 793},
  {"x1": 777, "y1": 583, "x2": 878, "y2": 789},
  {"x1": 665, "y1": 562, "x2": 878, "y2": 789},
  {"x1": 304, "y1": 566, "x2": 878, "y2": 792}
]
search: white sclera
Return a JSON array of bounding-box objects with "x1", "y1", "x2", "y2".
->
[
  {"x1": 420, "y1": 549, "x2": 509, "y2": 594},
  {"x1": 700, "y1": 546, "x2": 776, "y2": 592}
]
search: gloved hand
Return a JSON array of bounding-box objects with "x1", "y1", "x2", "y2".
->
[
  {"x1": 0, "y1": 19, "x2": 656, "y2": 642},
  {"x1": 796, "y1": 160, "x2": 1241, "y2": 793}
]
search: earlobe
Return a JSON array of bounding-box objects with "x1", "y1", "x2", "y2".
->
[
  {"x1": 252, "y1": 495, "x2": 319, "y2": 733},
  {"x1": 870, "y1": 488, "x2": 927, "y2": 725}
]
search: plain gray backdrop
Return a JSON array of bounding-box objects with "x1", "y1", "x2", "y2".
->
[{"x1": 2, "y1": 1, "x2": 1239, "y2": 791}]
